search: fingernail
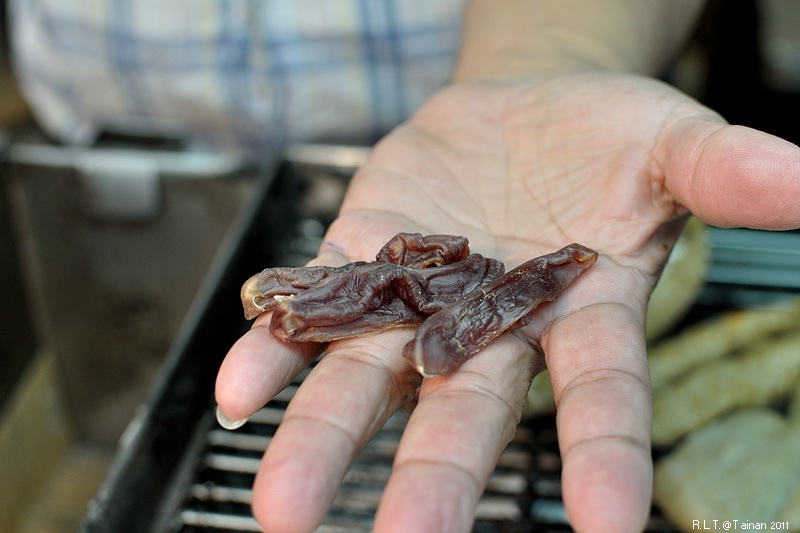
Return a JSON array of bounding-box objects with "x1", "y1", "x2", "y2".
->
[{"x1": 216, "y1": 405, "x2": 249, "y2": 430}]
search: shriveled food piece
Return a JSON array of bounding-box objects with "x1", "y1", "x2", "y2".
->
[
  {"x1": 270, "y1": 253, "x2": 504, "y2": 342},
  {"x1": 375, "y1": 232, "x2": 470, "y2": 268},
  {"x1": 651, "y1": 329, "x2": 800, "y2": 447},
  {"x1": 241, "y1": 232, "x2": 471, "y2": 320},
  {"x1": 241, "y1": 263, "x2": 362, "y2": 320},
  {"x1": 648, "y1": 295, "x2": 800, "y2": 392},
  {"x1": 241, "y1": 233, "x2": 505, "y2": 340},
  {"x1": 241, "y1": 234, "x2": 597, "y2": 376},
  {"x1": 403, "y1": 244, "x2": 598, "y2": 376},
  {"x1": 654, "y1": 408, "x2": 800, "y2": 531}
]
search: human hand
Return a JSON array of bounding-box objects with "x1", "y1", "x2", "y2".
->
[{"x1": 216, "y1": 73, "x2": 800, "y2": 533}]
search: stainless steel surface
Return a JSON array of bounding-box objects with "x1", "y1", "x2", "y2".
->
[
  {"x1": 8, "y1": 143, "x2": 247, "y2": 177},
  {"x1": 8, "y1": 136, "x2": 267, "y2": 445},
  {"x1": 706, "y1": 227, "x2": 800, "y2": 288},
  {"x1": 0, "y1": 139, "x2": 37, "y2": 407}
]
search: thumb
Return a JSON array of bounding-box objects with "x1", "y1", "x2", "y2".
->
[{"x1": 660, "y1": 119, "x2": 800, "y2": 230}]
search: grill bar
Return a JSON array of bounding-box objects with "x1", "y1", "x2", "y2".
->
[
  {"x1": 179, "y1": 510, "x2": 263, "y2": 531},
  {"x1": 190, "y1": 484, "x2": 252, "y2": 504},
  {"x1": 188, "y1": 402, "x2": 544, "y2": 530}
]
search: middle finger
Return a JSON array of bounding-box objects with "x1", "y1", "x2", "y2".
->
[{"x1": 374, "y1": 332, "x2": 538, "y2": 532}]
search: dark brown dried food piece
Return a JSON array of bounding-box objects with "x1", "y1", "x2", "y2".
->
[
  {"x1": 240, "y1": 233, "x2": 471, "y2": 320},
  {"x1": 240, "y1": 235, "x2": 598, "y2": 377},
  {"x1": 375, "y1": 232, "x2": 470, "y2": 268},
  {"x1": 403, "y1": 244, "x2": 598, "y2": 376},
  {"x1": 241, "y1": 263, "x2": 363, "y2": 320},
  {"x1": 270, "y1": 253, "x2": 504, "y2": 342}
]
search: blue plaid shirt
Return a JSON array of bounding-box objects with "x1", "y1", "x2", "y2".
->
[{"x1": 10, "y1": 0, "x2": 465, "y2": 159}]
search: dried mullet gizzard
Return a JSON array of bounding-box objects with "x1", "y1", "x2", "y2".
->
[
  {"x1": 240, "y1": 233, "x2": 597, "y2": 375},
  {"x1": 241, "y1": 233, "x2": 505, "y2": 341},
  {"x1": 403, "y1": 244, "x2": 598, "y2": 376}
]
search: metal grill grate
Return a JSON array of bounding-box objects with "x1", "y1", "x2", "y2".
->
[
  {"x1": 155, "y1": 372, "x2": 683, "y2": 533},
  {"x1": 166, "y1": 404, "x2": 551, "y2": 530}
]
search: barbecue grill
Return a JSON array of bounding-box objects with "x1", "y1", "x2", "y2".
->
[{"x1": 78, "y1": 144, "x2": 800, "y2": 533}]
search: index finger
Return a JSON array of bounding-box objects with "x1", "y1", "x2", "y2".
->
[
  {"x1": 374, "y1": 331, "x2": 538, "y2": 532},
  {"x1": 215, "y1": 313, "x2": 322, "y2": 424},
  {"x1": 215, "y1": 247, "x2": 352, "y2": 424}
]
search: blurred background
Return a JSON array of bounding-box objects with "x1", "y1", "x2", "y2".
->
[{"x1": 1, "y1": 0, "x2": 800, "y2": 532}]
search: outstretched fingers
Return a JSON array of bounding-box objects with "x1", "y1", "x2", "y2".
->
[{"x1": 215, "y1": 313, "x2": 322, "y2": 425}]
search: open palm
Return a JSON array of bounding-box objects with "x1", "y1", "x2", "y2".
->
[{"x1": 217, "y1": 73, "x2": 800, "y2": 532}]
